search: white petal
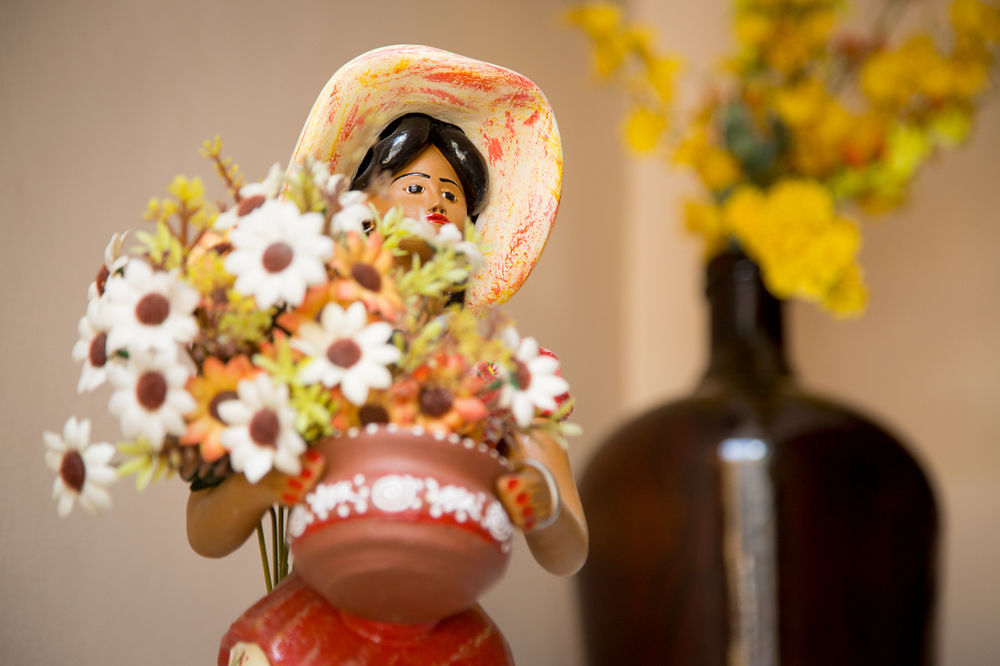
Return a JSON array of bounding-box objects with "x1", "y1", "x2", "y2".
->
[
  {"x1": 57, "y1": 494, "x2": 75, "y2": 518},
  {"x1": 84, "y1": 484, "x2": 112, "y2": 511},
  {"x1": 82, "y1": 442, "x2": 115, "y2": 466},
  {"x1": 43, "y1": 431, "x2": 67, "y2": 453},
  {"x1": 218, "y1": 401, "x2": 253, "y2": 426},
  {"x1": 357, "y1": 322, "x2": 393, "y2": 346},
  {"x1": 242, "y1": 449, "x2": 274, "y2": 484},
  {"x1": 340, "y1": 374, "x2": 369, "y2": 406},
  {"x1": 512, "y1": 394, "x2": 534, "y2": 429}
]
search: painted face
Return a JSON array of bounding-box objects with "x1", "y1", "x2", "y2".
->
[{"x1": 384, "y1": 145, "x2": 468, "y2": 231}]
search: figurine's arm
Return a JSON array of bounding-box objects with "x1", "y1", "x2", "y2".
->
[
  {"x1": 496, "y1": 431, "x2": 588, "y2": 576},
  {"x1": 186, "y1": 451, "x2": 324, "y2": 558}
]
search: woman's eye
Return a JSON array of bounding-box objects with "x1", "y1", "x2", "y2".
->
[
  {"x1": 405, "y1": 183, "x2": 424, "y2": 194},
  {"x1": 443, "y1": 192, "x2": 457, "y2": 203}
]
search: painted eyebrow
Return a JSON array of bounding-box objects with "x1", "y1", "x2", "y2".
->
[
  {"x1": 439, "y1": 177, "x2": 460, "y2": 187},
  {"x1": 392, "y1": 172, "x2": 430, "y2": 182}
]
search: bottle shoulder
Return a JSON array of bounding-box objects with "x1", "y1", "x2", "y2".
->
[{"x1": 585, "y1": 381, "x2": 936, "y2": 503}]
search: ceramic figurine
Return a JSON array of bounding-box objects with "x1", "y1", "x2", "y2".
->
[{"x1": 182, "y1": 45, "x2": 587, "y2": 665}]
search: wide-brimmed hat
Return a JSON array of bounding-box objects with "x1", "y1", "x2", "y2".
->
[{"x1": 290, "y1": 44, "x2": 562, "y2": 308}]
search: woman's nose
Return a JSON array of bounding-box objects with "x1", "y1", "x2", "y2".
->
[{"x1": 428, "y1": 190, "x2": 448, "y2": 213}]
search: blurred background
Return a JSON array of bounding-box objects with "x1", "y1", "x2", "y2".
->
[{"x1": 1, "y1": 0, "x2": 996, "y2": 664}]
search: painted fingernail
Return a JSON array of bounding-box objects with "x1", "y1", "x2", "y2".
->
[
  {"x1": 516, "y1": 492, "x2": 529, "y2": 505},
  {"x1": 281, "y1": 493, "x2": 297, "y2": 504},
  {"x1": 523, "y1": 507, "x2": 534, "y2": 518},
  {"x1": 301, "y1": 469, "x2": 313, "y2": 479},
  {"x1": 506, "y1": 478, "x2": 520, "y2": 491},
  {"x1": 525, "y1": 519, "x2": 536, "y2": 530},
  {"x1": 306, "y1": 450, "x2": 322, "y2": 462},
  {"x1": 289, "y1": 479, "x2": 303, "y2": 490}
]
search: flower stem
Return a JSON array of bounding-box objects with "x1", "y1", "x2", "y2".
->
[
  {"x1": 256, "y1": 521, "x2": 273, "y2": 593},
  {"x1": 269, "y1": 506, "x2": 279, "y2": 587},
  {"x1": 278, "y1": 506, "x2": 288, "y2": 583}
]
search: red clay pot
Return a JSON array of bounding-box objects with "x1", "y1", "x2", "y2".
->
[
  {"x1": 287, "y1": 425, "x2": 515, "y2": 624},
  {"x1": 219, "y1": 572, "x2": 514, "y2": 665}
]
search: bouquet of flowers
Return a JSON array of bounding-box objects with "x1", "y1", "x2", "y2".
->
[
  {"x1": 42, "y1": 138, "x2": 576, "y2": 539},
  {"x1": 569, "y1": 0, "x2": 999, "y2": 316}
]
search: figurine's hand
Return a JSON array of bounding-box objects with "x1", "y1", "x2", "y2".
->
[
  {"x1": 260, "y1": 449, "x2": 326, "y2": 506},
  {"x1": 496, "y1": 464, "x2": 556, "y2": 532}
]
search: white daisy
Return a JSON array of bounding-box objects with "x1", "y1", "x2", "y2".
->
[
  {"x1": 218, "y1": 374, "x2": 305, "y2": 483},
  {"x1": 43, "y1": 417, "x2": 116, "y2": 517},
  {"x1": 401, "y1": 220, "x2": 485, "y2": 271},
  {"x1": 89, "y1": 231, "x2": 130, "y2": 299},
  {"x1": 102, "y1": 259, "x2": 199, "y2": 360},
  {"x1": 224, "y1": 200, "x2": 333, "y2": 308},
  {"x1": 108, "y1": 351, "x2": 195, "y2": 449},
  {"x1": 433, "y1": 223, "x2": 486, "y2": 272},
  {"x1": 291, "y1": 301, "x2": 400, "y2": 405},
  {"x1": 307, "y1": 158, "x2": 336, "y2": 193},
  {"x1": 331, "y1": 188, "x2": 374, "y2": 235},
  {"x1": 242, "y1": 162, "x2": 284, "y2": 199},
  {"x1": 499, "y1": 337, "x2": 569, "y2": 428},
  {"x1": 307, "y1": 163, "x2": 374, "y2": 235},
  {"x1": 72, "y1": 296, "x2": 117, "y2": 393},
  {"x1": 214, "y1": 163, "x2": 285, "y2": 231}
]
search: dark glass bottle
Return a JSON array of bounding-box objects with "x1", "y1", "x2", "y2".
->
[{"x1": 577, "y1": 249, "x2": 938, "y2": 665}]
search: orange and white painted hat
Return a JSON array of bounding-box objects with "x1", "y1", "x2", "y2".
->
[{"x1": 290, "y1": 44, "x2": 562, "y2": 308}]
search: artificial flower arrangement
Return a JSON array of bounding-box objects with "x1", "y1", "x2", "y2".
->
[
  {"x1": 43, "y1": 139, "x2": 575, "y2": 587},
  {"x1": 569, "y1": 0, "x2": 999, "y2": 316}
]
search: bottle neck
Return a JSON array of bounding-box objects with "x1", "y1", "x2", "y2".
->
[{"x1": 702, "y1": 249, "x2": 791, "y2": 386}]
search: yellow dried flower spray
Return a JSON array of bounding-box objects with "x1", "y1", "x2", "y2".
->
[{"x1": 569, "y1": 0, "x2": 999, "y2": 316}]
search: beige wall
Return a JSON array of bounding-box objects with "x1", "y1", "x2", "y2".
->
[{"x1": 1, "y1": 1, "x2": 996, "y2": 664}]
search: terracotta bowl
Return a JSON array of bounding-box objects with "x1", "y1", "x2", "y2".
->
[{"x1": 288, "y1": 425, "x2": 515, "y2": 625}]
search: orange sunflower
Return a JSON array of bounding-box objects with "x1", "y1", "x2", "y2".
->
[
  {"x1": 330, "y1": 231, "x2": 403, "y2": 319},
  {"x1": 181, "y1": 355, "x2": 255, "y2": 461}
]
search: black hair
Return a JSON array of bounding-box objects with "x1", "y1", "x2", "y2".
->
[{"x1": 351, "y1": 113, "x2": 489, "y2": 218}]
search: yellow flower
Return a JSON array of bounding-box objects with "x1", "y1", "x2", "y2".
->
[
  {"x1": 722, "y1": 180, "x2": 865, "y2": 314},
  {"x1": 824, "y1": 264, "x2": 868, "y2": 318},
  {"x1": 884, "y1": 123, "x2": 932, "y2": 180},
  {"x1": 672, "y1": 120, "x2": 742, "y2": 192},
  {"x1": 645, "y1": 55, "x2": 681, "y2": 105},
  {"x1": 624, "y1": 106, "x2": 667, "y2": 154},
  {"x1": 774, "y1": 78, "x2": 827, "y2": 128},
  {"x1": 951, "y1": 0, "x2": 1000, "y2": 51},
  {"x1": 735, "y1": 12, "x2": 772, "y2": 49},
  {"x1": 566, "y1": 2, "x2": 621, "y2": 36},
  {"x1": 683, "y1": 200, "x2": 726, "y2": 256},
  {"x1": 566, "y1": 3, "x2": 629, "y2": 77},
  {"x1": 701, "y1": 149, "x2": 743, "y2": 192},
  {"x1": 929, "y1": 107, "x2": 973, "y2": 146}
]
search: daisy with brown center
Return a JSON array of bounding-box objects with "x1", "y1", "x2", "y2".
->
[
  {"x1": 43, "y1": 417, "x2": 116, "y2": 517},
  {"x1": 275, "y1": 282, "x2": 341, "y2": 335},
  {"x1": 102, "y1": 258, "x2": 200, "y2": 360},
  {"x1": 181, "y1": 355, "x2": 254, "y2": 462},
  {"x1": 72, "y1": 297, "x2": 115, "y2": 393},
  {"x1": 307, "y1": 166, "x2": 373, "y2": 235},
  {"x1": 213, "y1": 163, "x2": 283, "y2": 232},
  {"x1": 330, "y1": 232, "x2": 403, "y2": 319},
  {"x1": 498, "y1": 336, "x2": 570, "y2": 428},
  {"x1": 108, "y1": 350, "x2": 196, "y2": 449},
  {"x1": 224, "y1": 200, "x2": 333, "y2": 309},
  {"x1": 89, "y1": 231, "x2": 129, "y2": 300},
  {"x1": 218, "y1": 374, "x2": 306, "y2": 483},
  {"x1": 402, "y1": 220, "x2": 486, "y2": 273},
  {"x1": 291, "y1": 301, "x2": 401, "y2": 406}
]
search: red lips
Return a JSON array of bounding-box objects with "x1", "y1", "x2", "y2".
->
[{"x1": 426, "y1": 213, "x2": 450, "y2": 226}]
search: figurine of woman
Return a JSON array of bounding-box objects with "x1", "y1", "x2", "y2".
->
[{"x1": 186, "y1": 45, "x2": 587, "y2": 663}]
